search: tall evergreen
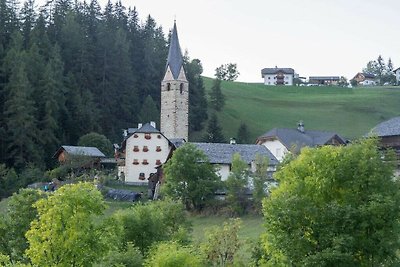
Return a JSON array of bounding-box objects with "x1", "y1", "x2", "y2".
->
[
  {"x1": 209, "y1": 78, "x2": 225, "y2": 111},
  {"x1": 38, "y1": 44, "x2": 66, "y2": 166},
  {"x1": 204, "y1": 113, "x2": 225, "y2": 143},
  {"x1": 3, "y1": 33, "x2": 40, "y2": 169},
  {"x1": 185, "y1": 57, "x2": 208, "y2": 134},
  {"x1": 237, "y1": 122, "x2": 250, "y2": 144},
  {"x1": 138, "y1": 95, "x2": 159, "y2": 126}
]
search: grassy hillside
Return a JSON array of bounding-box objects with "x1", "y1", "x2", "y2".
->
[{"x1": 201, "y1": 78, "x2": 400, "y2": 141}]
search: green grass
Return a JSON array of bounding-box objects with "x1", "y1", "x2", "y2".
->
[{"x1": 201, "y1": 78, "x2": 400, "y2": 141}]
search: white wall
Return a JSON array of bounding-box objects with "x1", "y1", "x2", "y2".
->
[
  {"x1": 259, "y1": 139, "x2": 288, "y2": 162},
  {"x1": 263, "y1": 74, "x2": 293, "y2": 85},
  {"x1": 124, "y1": 132, "x2": 172, "y2": 183},
  {"x1": 395, "y1": 69, "x2": 400, "y2": 84}
]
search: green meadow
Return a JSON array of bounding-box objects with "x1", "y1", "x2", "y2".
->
[{"x1": 202, "y1": 78, "x2": 400, "y2": 141}]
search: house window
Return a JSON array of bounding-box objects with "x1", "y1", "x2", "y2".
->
[
  {"x1": 133, "y1": 146, "x2": 139, "y2": 152},
  {"x1": 142, "y1": 159, "x2": 149, "y2": 165},
  {"x1": 139, "y1": 172, "x2": 145, "y2": 180},
  {"x1": 180, "y1": 83, "x2": 184, "y2": 94},
  {"x1": 145, "y1": 133, "x2": 151, "y2": 140},
  {"x1": 167, "y1": 83, "x2": 171, "y2": 91},
  {"x1": 156, "y1": 146, "x2": 161, "y2": 152},
  {"x1": 133, "y1": 134, "x2": 138, "y2": 138},
  {"x1": 157, "y1": 134, "x2": 162, "y2": 139},
  {"x1": 143, "y1": 146, "x2": 149, "y2": 152},
  {"x1": 268, "y1": 77, "x2": 271, "y2": 80},
  {"x1": 133, "y1": 159, "x2": 139, "y2": 165},
  {"x1": 156, "y1": 159, "x2": 162, "y2": 165}
]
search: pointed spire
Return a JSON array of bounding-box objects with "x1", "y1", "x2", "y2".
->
[{"x1": 166, "y1": 21, "x2": 184, "y2": 80}]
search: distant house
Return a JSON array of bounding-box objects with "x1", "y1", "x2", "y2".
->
[
  {"x1": 53, "y1": 145, "x2": 106, "y2": 168},
  {"x1": 352, "y1": 72, "x2": 377, "y2": 86},
  {"x1": 308, "y1": 76, "x2": 340, "y2": 85},
  {"x1": 368, "y1": 116, "x2": 400, "y2": 161},
  {"x1": 192, "y1": 142, "x2": 278, "y2": 181},
  {"x1": 393, "y1": 68, "x2": 400, "y2": 85},
  {"x1": 261, "y1": 67, "x2": 296, "y2": 86},
  {"x1": 256, "y1": 122, "x2": 347, "y2": 162},
  {"x1": 116, "y1": 122, "x2": 175, "y2": 184}
]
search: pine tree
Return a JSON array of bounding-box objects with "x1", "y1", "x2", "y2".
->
[
  {"x1": 184, "y1": 57, "x2": 208, "y2": 133},
  {"x1": 3, "y1": 33, "x2": 40, "y2": 168},
  {"x1": 209, "y1": 78, "x2": 225, "y2": 111},
  {"x1": 139, "y1": 95, "x2": 159, "y2": 125},
  {"x1": 38, "y1": 44, "x2": 66, "y2": 166},
  {"x1": 204, "y1": 113, "x2": 225, "y2": 143},
  {"x1": 20, "y1": 0, "x2": 36, "y2": 49},
  {"x1": 237, "y1": 122, "x2": 250, "y2": 144}
]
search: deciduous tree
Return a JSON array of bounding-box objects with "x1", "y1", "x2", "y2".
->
[
  {"x1": 25, "y1": 183, "x2": 113, "y2": 266},
  {"x1": 163, "y1": 143, "x2": 221, "y2": 210},
  {"x1": 262, "y1": 139, "x2": 400, "y2": 266}
]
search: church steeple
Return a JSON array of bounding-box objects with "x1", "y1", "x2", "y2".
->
[
  {"x1": 160, "y1": 21, "x2": 189, "y2": 141},
  {"x1": 166, "y1": 21, "x2": 184, "y2": 80}
]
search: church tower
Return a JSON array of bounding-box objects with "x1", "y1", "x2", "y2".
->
[{"x1": 160, "y1": 21, "x2": 189, "y2": 141}]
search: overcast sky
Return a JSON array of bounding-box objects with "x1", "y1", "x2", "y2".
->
[{"x1": 40, "y1": 0, "x2": 400, "y2": 82}]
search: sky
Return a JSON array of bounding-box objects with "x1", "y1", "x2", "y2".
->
[{"x1": 41, "y1": 0, "x2": 400, "y2": 82}]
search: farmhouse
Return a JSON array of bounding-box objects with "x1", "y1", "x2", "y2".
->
[
  {"x1": 308, "y1": 76, "x2": 340, "y2": 85},
  {"x1": 53, "y1": 145, "x2": 106, "y2": 168},
  {"x1": 368, "y1": 116, "x2": 400, "y2": 158},
  {"x1": 352, "y1": 72, "x2": 377, "y2": 86},
  {"x1": 261, "y1": 67, "x2": 296, "y2": 85},
  {"x1": 192, "y1": 142, "x2": 278, "y2": 181},
  {"x1": 116, "y1": 122, "x2": 175, "y2": 184},
  {"x1": 256, "y1": 122, "x2": 347, "y2": 162}
]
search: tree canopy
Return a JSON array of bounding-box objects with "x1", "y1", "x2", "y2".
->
[
  {"x1": 163, "y1": 143, "x2": 221, "y2": 210},
  {"x1": 262, "y1": 139, "x2": 400, "y2": 266}
]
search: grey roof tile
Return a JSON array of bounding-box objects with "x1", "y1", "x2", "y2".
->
[
  {"x1": 191, "y1": 142, "x2": 278, "y2": 165},
  {"x1": 135, "y1": 123, "x2": 160, "y2": 133},
  {"x1": 369, "y1": 117, "x2": 400, "y2": 137},
  {"x1": 257, "y1": 128, "x2": 345, "y2": 152},
  {"x1": 60, "y1": 146, "x2": 106, "y2": 157},
  {"x1": 166, "y1": 22, "x2": 184, "y2": 80},
  {"x1": 261, "y1": 67, "x2": 294, "y2": 75}
]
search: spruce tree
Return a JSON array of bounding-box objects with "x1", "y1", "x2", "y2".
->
[
  {"x1": 185, "y1": 56, "x2": 208, "y2": 133},
  {"x1": 139, "y1": 95, "x2": 159, "y2": 126},
  {"x1": 237, "y1": 122, "x2": 250, "y2": 144},
  {"x1": 3, "y1": 33, "x2": 40, "y2": 168},
  {"x1": 209, "y1": 78, "x2": 225, "y2": 111},
  {"x1": 204, "y1": 113, "x2": 225, "y2": 143}
]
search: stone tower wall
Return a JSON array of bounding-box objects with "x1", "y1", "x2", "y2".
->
[{"x1": 160, "y1": 66, "x2": 189, "y2": 140}]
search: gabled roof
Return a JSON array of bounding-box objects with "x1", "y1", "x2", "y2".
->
[
  {"x1": 368, "y1": 117, "x2": 400, "y2": 137},
  {"x1": 53, "y1": 145, "x2": 106, "y2": 158},
  {"x1": 135, "y1": 123, "x2": 160, "y2": 133},
  {"x1": 261, "y1": 68, "x2": 294, "y2": 76},
  {"x1": 166, "y1": 21, "x2": 184, "y2": 80},
  {"x1": 257, "y1": 128, "x2": 346, "y2": 152},
  {"x1": 191, "y1": 143, "x2": 278, "y2": 166}
]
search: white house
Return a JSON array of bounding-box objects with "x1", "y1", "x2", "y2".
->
[
  {"x1": 394, "y1": 67, "x2": 400, "y2": 85},
  {"x1": 191, "y1": 142, "x2": 278, "y2": 181},
  {"x1": 261, "y1": 67, "x2": 296, "y2": 85},
  {"x1": 117, "y1": 122, "x2": 174, "y2": 184},
  {"x1": 256, "y1": 122, "x2": 347, "y2": 162}
]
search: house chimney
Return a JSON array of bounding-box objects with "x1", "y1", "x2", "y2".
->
[
  {"x1": 123, "y1": 129, "x2": 128, "y2": 137},
  {"x1": 297, "y1": 120, "x2": 305, "y2": 133},
  {"x1": 150, "y1": 121, "x2": 156, "y2": 129},
  {"x1": 138, "y1": 123, "x2": 143, "y2": 128},
  {"x1": 230, "y1": 138, "x2": 237, "y2": 145}
]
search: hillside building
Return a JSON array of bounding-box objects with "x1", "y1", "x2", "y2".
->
[
  {"x1": 352, "y1": 72, "x2": 377, "y2": 86},
  {"x1": 393, "y1": 68, "x2": 400, "y2": 85},
  {"x1": 261, "y1": 67, "x2": 297, "y2": 85},
  {"x1": 308, "y1": 76, "x2": 340, "y2": 85},
  {"x1": 256, "y1": 122, "x2": 347, "y2": 162}
]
